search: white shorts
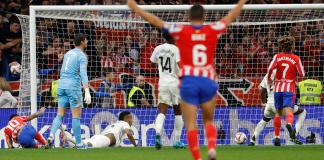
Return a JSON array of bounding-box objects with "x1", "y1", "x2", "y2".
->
[
  {"x1": 158, "y1": 85, "x2": 180, "y2": 106},
  {"x1": 83, "y1": 135, "x2": 110, "y2": 148},
  {"x1": 264, "y1": 103, "x2": 300, "y2": 118}
]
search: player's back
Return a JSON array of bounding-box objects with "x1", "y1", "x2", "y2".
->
[
  {"x1": 150, "y1": 43, "x2": 180, "y2": 86},
  {"x1": 271, "y1": 53, "x2": 305, "y2": 93},
  {"x1": 59, "y1": 48, "x2": 87, "y2": 90},
  {"x1": 166, "y1": 21, "x2": 227, "y2": 80},
  {"x1": 4, "y1": 116, "x2": 28, "y2": 141},
  {"x1": 101, "y1": 121, "x2": 130, "y2": 140}
]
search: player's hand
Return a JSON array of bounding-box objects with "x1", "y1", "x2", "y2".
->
[{"x1": 84, "y1": 88, "x2": 92, "y2": 104}]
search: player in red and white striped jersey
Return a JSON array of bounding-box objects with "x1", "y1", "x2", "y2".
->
[
  {"x1": 4, "y1": 107, "x2": 46, "y2": 148},
  {"x1": 128, "y1": 0, "x2": 247, "y2": 159},
  {"x1": 267, "y1": 36, "x2": 305, "y2": 144}
]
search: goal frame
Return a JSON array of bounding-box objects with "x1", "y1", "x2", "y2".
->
[{"x1": 29, "y1": 4, "x2": 324, "y2": 129}]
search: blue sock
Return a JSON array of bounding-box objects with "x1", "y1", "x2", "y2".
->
[
  {"x1": 72, "y1": 118, "x2": 81, "y2": 145},
  {"x1": 50, "y1": 115, "x2": 63, "y2": 138}
]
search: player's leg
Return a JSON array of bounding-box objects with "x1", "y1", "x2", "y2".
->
[
  {"x1": 273, "y1": 92, "x2": 283, "y2": 146},
  {"x1": 249, "y1": 104, "x2": 275, "y2": 146},
  {"x1": 154, "y1": 87, "x2": 169, "y2": 150},
  {"x1": 173, "y1": 104, "x2": 184, "y2": 148},
  {"x1": 171, "y1": 86, "x2": 184, "y2": 148},
  {"x1": 35, "y1": 131, "x2": 46, "y2": 146},
  {"x1": 293, "y1": 105, "x2": 306, "y2": 135},
  {"x1": 282, "y1": 93, "x2": 296, "y2": 138},
  {"x1": 83, "y1": 135, "x2": 111, "y2": 148},
  {"x1": 181, "y1": 101, "x2": 200, "y2": 160},
  {"x1": 70, "y1": 89, "x2": 85, "y2": 148},
  {"x1": 201, "y1": 98, "x2": 217, "y2": 160},
  {"x1": 273, "y1": 112, "x2": 281, "y2": 146},
  {"x1": 46, "y1": 88, "x2": 68, "y2": 148},
  {"x1": 199, "y1": 78, "x2": 218, "y2": 160},
  {"x1": 283, "y1": 93, "x2": 302, "y2": 145},
  {"x1": 179, "y1": 77, "x2": 201, "y2": 160}
]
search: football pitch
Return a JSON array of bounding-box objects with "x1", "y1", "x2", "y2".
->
[{"x1": 1, "y1": 145, "x2": 324, "y2": 160}]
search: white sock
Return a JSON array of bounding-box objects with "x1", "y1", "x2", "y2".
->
[
  {"x1": 174, "y1": 115, "x2": 184, "y2": 142},
  {"x1": 155, "y1": 113, "x2": 166, "y2": 136},
  {"x1": 295, "y1": 110, "x2": 306, "y2": 135},
  {"x1": 252, "y1": 119, "x2": 268, "y2": 142}
]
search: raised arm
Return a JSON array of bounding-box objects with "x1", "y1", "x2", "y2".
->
[
  {"x1": 222, "y1": 0, "x2": 248, "y2": 25},
  {"x1": 27, "y1": 107, "x2": 46, "y2": 121},
  {"x1": 125, "y1": 128, "x2": 137, "y2": 147},
  {"x1": 127, "y1": 0, "x2": 164, "y2": 28}
]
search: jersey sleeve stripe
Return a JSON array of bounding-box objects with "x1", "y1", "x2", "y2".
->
[{"x1": 297, "y1": 58, "x2": 305, "y2": 77}]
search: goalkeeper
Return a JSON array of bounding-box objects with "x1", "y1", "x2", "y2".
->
[{"x1": 46, "y1": 34, "x2": 91, "y2": 149}]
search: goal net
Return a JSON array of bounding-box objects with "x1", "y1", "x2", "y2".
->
[{"x1": 14, "y1": 4, "x2": 324, "y2": 147}]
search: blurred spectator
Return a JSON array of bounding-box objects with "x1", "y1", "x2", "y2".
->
[
  {"x1": 63, "y1": 21, "x2": 77, "y2": 41},
  {"x1": 0, "y1": 77, "x2": 17, "y2": 108},
  {"x1": 139, "y1": 29, "x2": 159, "y2": 76},
  {"x1": 82, "y1": 21, "x2": 101, "y2": 78},
  {"x1": 42, "y1": 35, "x2": 62, "y2": 69},
  {"x1": 95, "y1": 67, "x2": 124, "y2": 108},
  {"x1": 0, "y1": 16, "x2": 22, "y2": 80},
  {"x1": 127, "y1": 75, "x2": 150, "y2": 107}
]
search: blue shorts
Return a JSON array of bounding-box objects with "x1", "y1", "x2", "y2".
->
[
  {"x1": 274, "y1": 92, "x2": 295, "y2": 109},
  {"x1": 180, "y1": 76, "x2": 218, "y2": 106},
  {"x1": 57, "y1": 88, "x2": 83, "y2": 108},
  {"x1": 18, "y1": 125, "x2": 36, "y2": 148}
]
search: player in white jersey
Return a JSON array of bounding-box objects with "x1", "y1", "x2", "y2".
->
[
  {"x1": 81, "y1": 111, "x2": 137, "y2": 148},
  {"x1": 150, "y1": 32, "x2": 184, "y2": 150},
  {"x1": 249, "y1": 69, "x2": 306, "y2": 146}
]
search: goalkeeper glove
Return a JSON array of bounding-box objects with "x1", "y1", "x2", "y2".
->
[{"x1": 84, "y1": 88, "x2": 91, "y2": 104}]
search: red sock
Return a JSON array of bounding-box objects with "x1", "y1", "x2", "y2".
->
[
  {"x1": 286, "y1": 112, "x2": 294, "y2": 125},
  {"x1": 274, "y1": 116, "x2": 281, "y2": 137},
  {"x1": 35, "y1": 132, "x2": 46, "y2": 145},
  {"x1": 205, "y1": 124, "x2": 217, "y2": 150},
  {"x1": 34, "y1": 144, "x2": 40, "y2": 148},
  {"x1": 187, "y1": 130, "x2": 201, "y2": 160}
]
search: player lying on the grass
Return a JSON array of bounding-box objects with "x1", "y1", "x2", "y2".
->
[
  {"x1": 267, "y1": 35, "x2": 305, "y2": 146},
  {"x1": 79, "y1": 111, "x2": 136, "y2": 148},
  {"x1": 128, "y1": 0, "x2": 247, "y2": 160},
  {"x1": 249, "y1": 69, "x2": 306, "y2": 146},
  {"x1": 4, "y1": 107, "x2": 46, "y2": 148},
  {"x1": 150, "y1": 32, "x2": 184, "y2": 150}
]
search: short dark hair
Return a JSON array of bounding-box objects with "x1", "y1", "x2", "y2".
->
[
  {"x1": 162, "y1": 31, "x2": 174, "y2": 44},
  {"x1": 9, "y1": 114, "x2": 19, "y2": 121},
  {"x1": 278, "y1": 35, "x2": 295, "y2": 52},
  {"x1": 9, "y1": 16, "x2": 20, "y2": 25},
  {"x1": 74, "y1": 34, "x2": 87, "y2": 46},
  {"x1": 189, "y1": 4, "x2": 205, "y2": 21},
  {"x1": 118, "y1": 111, "x2": 131, "y2": 121}
]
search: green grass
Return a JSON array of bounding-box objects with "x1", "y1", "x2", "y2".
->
[{"x1": 1, "y1": 145, "x2": 324, "y2": 160}]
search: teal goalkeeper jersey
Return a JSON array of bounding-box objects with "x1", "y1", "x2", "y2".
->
[{"x1": 58, "y1": 47, "x2": 89, "y2": 91}]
